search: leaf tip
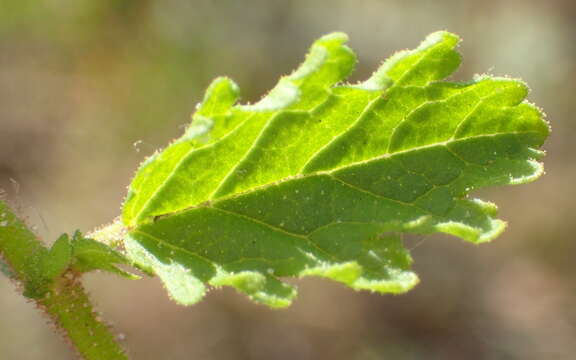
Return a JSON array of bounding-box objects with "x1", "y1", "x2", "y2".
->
[
  {"x1": 361, "y1": 30, "x2": 462, "y2": 90},
  {"x1": 198, "y1": 76, "x2": 240, "y2": 115},
  {"x1": 423, "y1": 30, "x2": 461, "y2": 48},
  {"x1": 315, "y1": 31, "x2": 350, "y2": 45}
]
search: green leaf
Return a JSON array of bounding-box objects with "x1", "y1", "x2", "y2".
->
[
  {"x1": 121, "y1": 31, "x2": 549, "y2": 307},
  {"x1": 42, "y1": 233, "x2": 73, "y2": 281},
  {"x1": 36, "y1": 231, "x2": 138, "y2": 293},
  {"x1": 69, "y1": 231, "x2": 138, "y2": 279}
]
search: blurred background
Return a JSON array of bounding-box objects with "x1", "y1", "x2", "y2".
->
[{"x1": 0, "y1": 0, "x2": 574, "y2": 359}]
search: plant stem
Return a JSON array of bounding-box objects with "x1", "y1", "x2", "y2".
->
[{"x1": 0, "y1": 199, "x2": 128, "y2": 360}]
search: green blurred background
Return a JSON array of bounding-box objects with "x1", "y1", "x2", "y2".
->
[{"x1": 1, "y1": 0, "x2": 574, "y2": 359}]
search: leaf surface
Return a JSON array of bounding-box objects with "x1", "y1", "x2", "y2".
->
[{"x1": 122, "y1": 32, "x2": 549, "y2": 307}]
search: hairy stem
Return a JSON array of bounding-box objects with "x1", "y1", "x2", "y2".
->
[{"x1": 0, "y1": 199, "x2": 128, "y2": 360}]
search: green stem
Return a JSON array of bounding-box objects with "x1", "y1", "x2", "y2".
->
[{"x1": 0, "y1": 199, "x2": 128, "y2": 360}]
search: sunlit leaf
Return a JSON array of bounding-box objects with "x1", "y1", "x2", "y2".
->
[{"x1": 122, "y1": 32, "x2": 549, "y2": 307}]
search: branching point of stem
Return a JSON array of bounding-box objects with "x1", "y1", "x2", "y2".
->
[{"x1": 0, "y1": 199, "x2": 128, "y2": 360}]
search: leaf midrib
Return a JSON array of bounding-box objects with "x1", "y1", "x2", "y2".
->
[{"x1": 137, "y1": 130, "x2": 542, "y2": 229}]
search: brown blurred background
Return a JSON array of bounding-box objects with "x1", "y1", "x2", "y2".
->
[{"x1": 1, "y1": 0, "x2": 575, "y2": 359}]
